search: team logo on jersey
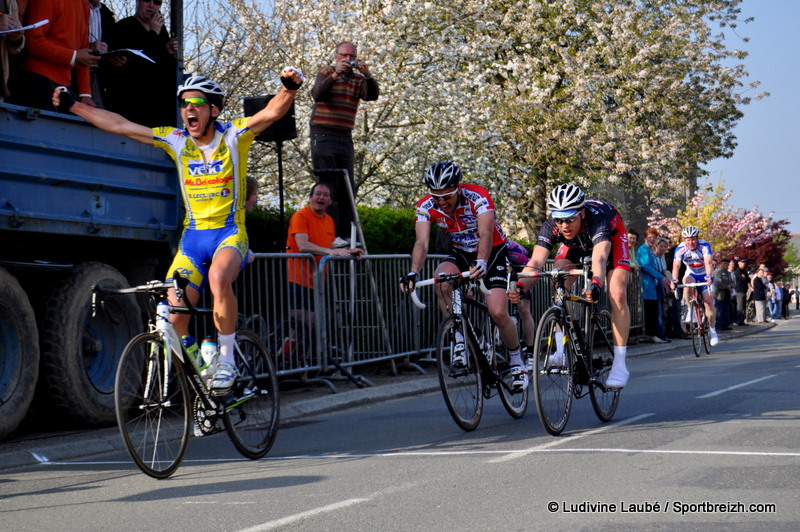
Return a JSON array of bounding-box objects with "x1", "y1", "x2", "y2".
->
[
  {"x1": 221, "y1": 188, "x2": 231, "y2": 197},
  {"x1": 184, "y1": 175, "x2": 234, "y2": 187},
  {"x1": 459, "y1": 214, "x2": 477, "y2": 225},
  {"x1": 187, "y1": 160, "x2": 224, "y2": 176}
]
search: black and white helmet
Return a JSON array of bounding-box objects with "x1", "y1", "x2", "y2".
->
[
  {"x1": 547, "y1": 184, "x2": 586, "y2": 216},
  {"x1": 681, "y1": 225, "x2": 700, "y2": 238},
  {"x1": 424, "y1": 161, "x2": 462, "y2": 190},
  {"x1": 177, "y1": 75, "x2": 225, "y2": 110}
]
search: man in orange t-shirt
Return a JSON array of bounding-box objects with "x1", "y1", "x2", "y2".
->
[{"x1": 286, "y1": 182, "x2": 363, "y2": 322}]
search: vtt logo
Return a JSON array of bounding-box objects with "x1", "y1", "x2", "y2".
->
[
  {"x1": 187, "y1": 159, "x2": 224, "y2": 176},
  {"x1": 220, "y1": 188, "x2": 231, "y2": 198},
  {"x1": 459, "y1": 214, "x2": 477, "y2": 225}
]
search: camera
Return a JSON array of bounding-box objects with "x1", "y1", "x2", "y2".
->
[{"x1": 347, "y1": 60, "x2": 359, "y2": 69}]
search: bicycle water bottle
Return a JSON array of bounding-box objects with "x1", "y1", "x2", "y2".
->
[
  {"x1": 200, "y1": 336, "x2": 219, "y2": 379},
  {"x1": 181, "y1": 335, "x2": 204, "y2": 371}
]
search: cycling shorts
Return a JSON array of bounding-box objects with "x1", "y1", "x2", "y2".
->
[
  {"x1": 443, "y1": 243, "x2": 511, "y2": 290},
  {"x1": 167, "y1": 225, "x2": 248, "y2": 292},
  {"x1": 686, "y1": 272, "x2": 710, "y2": 294}
]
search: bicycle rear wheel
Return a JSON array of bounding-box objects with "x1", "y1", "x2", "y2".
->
[
  {"x1": 532, "y1": 308, "x2": 573, "y2": 436},
  {"x1": 223, "y1": 329, "x2": 280, "y2": 459},
  {"x1": 436, "y1": 315, "x2": 483, "y2": 431},
  {"x1": 496, "y1": 332, "x2": 528, "y2": 419},
  {"x1": 588, "y1": 309, "x2": 620, "y2": 422},
  {"x1": 115, "y1": 332, "x2": 190, "y2": 479}
]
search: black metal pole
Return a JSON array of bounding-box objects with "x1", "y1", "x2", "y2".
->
[{"x1": 276, "y1": 140, "x2": 284, "y2": 234}]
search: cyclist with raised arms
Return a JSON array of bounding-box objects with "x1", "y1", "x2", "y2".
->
[
  {"x1": 52, "y1": 69, "x2": 304, "y2": 395},
  {"x1": 511, "y1": 184, "x2": 632, "y2": 389},
  {"x1": 399, "y1": 161, "x2": 528, "y2": 391},
  {"x1": 669, "y1": 226, "x2": 719, "y2": 346}
]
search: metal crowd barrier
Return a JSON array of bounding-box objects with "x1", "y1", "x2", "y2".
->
[{"x1": 192, "y1": 253, "x2": 644, "y2": 391}]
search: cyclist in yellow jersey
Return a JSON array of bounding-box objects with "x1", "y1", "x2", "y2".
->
[{"x1": 52, "y1": 68, "x2": 304, "y2": 395}]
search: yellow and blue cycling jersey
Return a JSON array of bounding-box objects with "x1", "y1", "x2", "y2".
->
[{"x1": 153, "y1": 119, "x2": 255, "y2": 291}]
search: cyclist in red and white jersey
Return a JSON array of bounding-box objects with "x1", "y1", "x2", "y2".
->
[
  {"x1": 399, "y1": 161, "x2": 527, "y2": 391},
  {"x1": 511, "y1": 184, "x2": 632, "y2": 388},
  {"x1": 669, "y1": 226, "x2": 719, "y2": 346}
]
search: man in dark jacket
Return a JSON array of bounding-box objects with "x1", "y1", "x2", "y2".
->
[{"x1": 733, "y1": 257, "x2": 750, "y2": 326}]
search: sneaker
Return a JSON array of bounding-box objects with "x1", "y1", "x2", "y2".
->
[
  {"x1": 606, "y1": 360, "x2": 629, "y2": 389},
  {"x1": 451, "y1": 342, "x2": 466, "y2": 368},
  {"x1": 709, "y1": 329, "x2": 719, "y2": 347},
  {"x1": 511, "y1": 366, "x2": 529, "y2": 391},
  {"x1": 548, "y1": 350, "x2": 566, "y2": 367},
  {"x1": 652, "y1": 336, "x2": 670, "y2": 344},
  {"x1": 209, "y1": 361, "x2": 238, "y2": 396},
  {"x1": 332, "y1": 237, "x2": 351, "y2": 248}
]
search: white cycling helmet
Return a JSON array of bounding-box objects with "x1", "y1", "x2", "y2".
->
[
  {"x1": 547, "y1": 183, "x2": 586, "y2": 217},
  {"x1": 177, "y1": 75, "x2": 225, "y2": 110},
  {"x1": 681, "y1": 225, "x2": 700, "y2": 238},
  {"x1": 424, "y1": 161, "x2": 462, "y2": 190}
]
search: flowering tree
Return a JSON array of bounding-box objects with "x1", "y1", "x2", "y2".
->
[
  {"x1": 103, "y1": 1, "x2": 763, "y2": 238},
  {"x1": 648, "y1": 182, "x2": 791, "y2": 276}
]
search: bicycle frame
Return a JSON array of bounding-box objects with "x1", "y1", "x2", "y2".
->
[
  {"x1": 410, "y1": 271, "x2": 528, "y2": 430},
  {"x1": 519, "y1": 261, "x2": 619, "y2": 435}
]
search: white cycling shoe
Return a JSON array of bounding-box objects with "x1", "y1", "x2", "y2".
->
[
  {"x1": 709, "y1": 329, "x2": 719, "y2": 347},
  {"x1": 511, "y1": 366, "x2": 529, "y2": 391},
  {"x1": 606, "y1": 359, "x2": 630, "y2": 389},
  {"x1": 548, "y1": 350, "x2": 566, "y2": 367},
  {"x1": 209, "y1": 361, "x2": 238, "y2": 396}
]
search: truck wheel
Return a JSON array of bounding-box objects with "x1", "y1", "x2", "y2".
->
[
  {"x1": 0, "y1": 267, "x2": 40, "y2": 439},
  {"x1": 40, "y1": 262, "x2": 141, "y2": 426}
]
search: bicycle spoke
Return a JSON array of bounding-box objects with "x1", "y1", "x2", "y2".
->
[
  {"x1": 223, "y1": 330, "x2": 279, "y2": 459},
  {"x1": 436, "y1": 315, "x2": 483, "y2": 431},
  {"x1": 588, "y1": 309, "x2": 620, "y2": 422},
  {"x1": 532, "y1": 309, "x2": 573, "y2": 435},
  {"x1": 115, "y1": 333, "x2": 190, "y2": 479}
]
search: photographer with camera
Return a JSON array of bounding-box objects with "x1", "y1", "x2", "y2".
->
[{"x1": 310, "y1": 41, "x2": 379, "y2": 240}]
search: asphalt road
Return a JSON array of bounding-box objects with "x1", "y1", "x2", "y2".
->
[{"x1": 2, "y1": 315, "x2": 798, "y2": 531}]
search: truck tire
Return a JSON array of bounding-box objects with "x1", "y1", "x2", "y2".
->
[
  {"x1": 40, "y1": 262, "x2": 141, "y2": 426},
  {"x1": 0, "y1": 267, "x2": 40, "y2": 439}
]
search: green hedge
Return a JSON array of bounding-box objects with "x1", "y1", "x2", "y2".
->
[
  {"x1": 245, "y1": 204, "x2": 532, "y2": 255},
  {"x1": 245, "y1": 204, "x2": 426, "y2": 254}
]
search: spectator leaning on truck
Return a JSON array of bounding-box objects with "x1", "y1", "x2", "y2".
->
[{"x1": 52, "y1": 67, "x2": 304, "y2": 395}]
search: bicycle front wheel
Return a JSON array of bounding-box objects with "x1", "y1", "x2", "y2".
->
[
  {"x1": 436, "y1": 315, "x2": 483, "y2": 431},
  {"x1": 223, "y1": 329, "x2": 280, "y2": 459},
  {"x1": 689, "y1": 302, "x2": 702, "y2": 357},
  {"x1": 588, "y1": 309, "x2": 620, "y2": 422},
  {"x1": 532, "y1": 308, "x2": 573, "y2": 436},
  {"x1": 115, "y1": 332, "x2": 190, "y2": 479}
]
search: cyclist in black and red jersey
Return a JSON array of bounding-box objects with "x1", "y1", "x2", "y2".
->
[
  {"x1": 511, "y1": 183, "x2": 632, "y2": 388},
  {"x1": 399, "y1": 161, "x2": 528, "y2": 391}
]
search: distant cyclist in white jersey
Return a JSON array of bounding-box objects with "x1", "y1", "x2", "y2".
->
[{"x1": 669, "y1": 225, "x2": 719, "y2": 347}]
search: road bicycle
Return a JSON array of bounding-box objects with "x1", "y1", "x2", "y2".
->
[
  {"x1": 93, "y1": 274, "x2": 279, "y2": 478},
  {"x1": 410, "y1": 272, "x2": 528, "y2": 431},
  {"x1": 518, "y1": 262, "x2": 619, "y2": 436},
  {"x1": 676, "y1": 281, "x2": 711, "y2": 357}
]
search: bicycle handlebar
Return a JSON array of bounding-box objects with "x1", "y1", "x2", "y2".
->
[
  {"x1": 409, "y1": 271, "x2": 491, "y2": 309},
  {"x1": 91, "y1": 272, "x2": 197, "y2": 317},
  {"x1": 674, "y1": 282, "x2": 709, "y2": 300},
  {"x1": 516, "y1": 268, "x2": 586, "y2": 279}
]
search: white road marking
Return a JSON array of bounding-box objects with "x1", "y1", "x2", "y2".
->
[
  {"x1": 697, "y1": 374, "x2": 779, "y2": 398},
  {"x1": 489, "y1": 413, "x2": 655, "y2": 463},
  {"x1": 237, "y1": 498, "x2": 369, "y2": 532}
]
